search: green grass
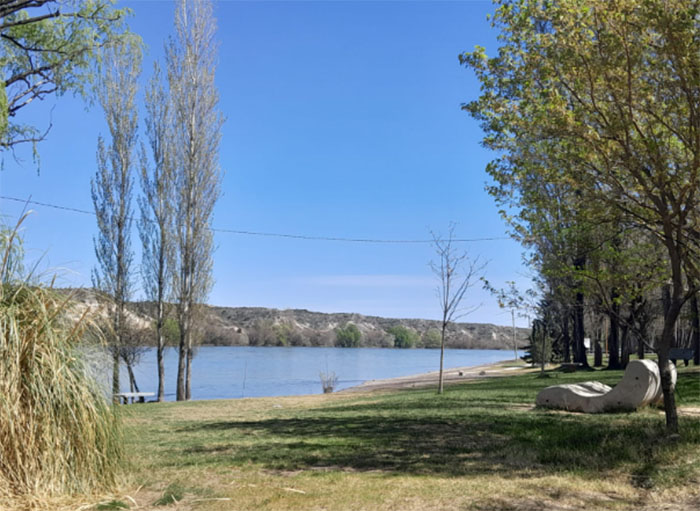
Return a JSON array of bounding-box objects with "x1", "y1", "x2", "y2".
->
[
  {"x1": 121, "y1": 365, "x2": 700, "y2": 510},
  {"x1": 96, "y1": 500, "x2": 130, "y2": 510}
]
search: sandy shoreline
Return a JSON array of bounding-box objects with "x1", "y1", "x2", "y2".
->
[{"x1": 340, "y1": 358, "x2": 534, "y2": 393}]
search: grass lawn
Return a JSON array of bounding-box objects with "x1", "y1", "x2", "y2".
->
[{"x1": 113, "y1": 364, "x2": 700, "y2": 511}]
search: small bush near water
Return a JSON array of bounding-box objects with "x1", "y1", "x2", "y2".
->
[
  {"x1": 319, "y1": 371, "x2": 338, "y2": 393},
  {"x1": 0, "y1": 225, "x2": 123, "y2": 501}
]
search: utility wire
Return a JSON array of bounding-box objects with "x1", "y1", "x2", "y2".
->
[{"x1": 0, "y1": 195, "x2": 511, "y2": 244}]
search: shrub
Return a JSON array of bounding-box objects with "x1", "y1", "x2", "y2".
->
[
  {"x1": 388, "y1": 325, "x2": 419, "y2": 349},
  {"x1": 0, "y1": 220, "x2": 123, "y2": 498},
  {"x1": 247, "y1": 318, "x2": 276, "y2": 346},
  {"x1": 335, "y1": 322, "x2": 362, "y2": 347},
  {"x1": 319, "y1": 371, "x2": 339, "y2": 393},
  {"x1": 420, "y1": 329, "x2": 442, "y2": 348}
]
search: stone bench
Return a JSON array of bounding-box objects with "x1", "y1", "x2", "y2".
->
[{"x1": 535, "y1": 359, "x2": 676, "y2": 413}]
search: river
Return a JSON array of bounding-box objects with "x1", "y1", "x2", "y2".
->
[{"x1": 116, "y1": 346, "x2": 522, "y2": 401}]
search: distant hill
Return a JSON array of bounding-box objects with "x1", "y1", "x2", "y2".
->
[{"x1": 64, "y1": 288, "x2": 530, "y2": 350}]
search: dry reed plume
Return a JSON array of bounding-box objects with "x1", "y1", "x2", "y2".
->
[{"x1": 0, "y1": 218, "x2": 124, "y2": 502}]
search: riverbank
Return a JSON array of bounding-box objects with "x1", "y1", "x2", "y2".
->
[{"x1": 341, "y1": 358, "x2": 535, "y2": 393}]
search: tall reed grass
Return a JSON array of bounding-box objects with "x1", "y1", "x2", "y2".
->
[{"x1": 0, "y1": 219, "x2": 124, "y2": 500}]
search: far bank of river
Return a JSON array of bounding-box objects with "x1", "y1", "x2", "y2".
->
[{"x1": 117, "y1": 346, "x2": 524, "y2": 401}]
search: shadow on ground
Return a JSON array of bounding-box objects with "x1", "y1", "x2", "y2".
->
[{"x1": 165, "y1": 372, "x2": 700, "y2": 481}]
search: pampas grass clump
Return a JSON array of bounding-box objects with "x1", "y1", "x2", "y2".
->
[{"x1": 0, "y1": 224, "x2": 124, "y2": 499}]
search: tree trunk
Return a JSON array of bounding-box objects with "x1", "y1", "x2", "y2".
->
[
  {"x1": 658, "y1": 225, "x2": 685, "y2": 435},
  {"x1": 562, "y1": 313, "x2": 571, "y2": 363},
  {"x1": 662, "y1": 284, "x2": 676, "y2": 348},
  {"x1": 594, "y1": 330, "x2": 603, "y2": 367},
  {"x1": 572, "y1": 256, "x2": 588, "y2": 368},
  {"x1": 438, "y1": 322, "x2": 446, "y2": 394},
  {"x1": 607, "y1": 290, "x2": 622, "y2": 369},
  {"x1": 126, "y1": 362, "x2": 140, "y2": 403},
  {"x1": 690, "y1": 285, "x2": 699, "y2": 366},
  {"x1": 185, "y1": 342, "x2": 193, "y2": 401},
  {"x1": 156, "y1": 299, "x2": 165, "y2": 402},
  {"x1": 176, "y1": 314, "x2": 188, "y2": 401},
  {"x1": 620, "y1": 323, "x2": 630, "y2": 368},
  {"x1": 573, "y1": 293, "x2": 588, "y2": 367},
  {"x1": 659, "y1": 312, "x2": 680, "y2": 435},
  {"x1": 637, "y1": 328, "x2": 646, "y2": 360},
  {"x1": 111, "y1": 348, "x2": 120, "y2": 404}
]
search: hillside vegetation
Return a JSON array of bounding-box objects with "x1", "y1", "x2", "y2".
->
[{"x1": 64, "y1": 289, "x2": 529, "y2": 350}]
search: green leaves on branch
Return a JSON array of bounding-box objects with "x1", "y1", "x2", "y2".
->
[{"x1": 1, "y1": 0, "x2": 132, "y2": 150}]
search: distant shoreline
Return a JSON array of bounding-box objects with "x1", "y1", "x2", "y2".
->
[
  {"x1": 195, "y1": 344, "x2": 516, "y2": 350},
  {"x1": 340, "y1": 358, "x2": 533, "y2": 393}
]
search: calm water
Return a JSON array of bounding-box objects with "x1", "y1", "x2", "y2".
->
[{"x1": 118, "y1": 346, "x2": 521, "y2": 401}]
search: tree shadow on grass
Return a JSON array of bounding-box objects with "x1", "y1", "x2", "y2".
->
[{"x1": 173, "y1": 403, "x2": 699, "y2": 480}]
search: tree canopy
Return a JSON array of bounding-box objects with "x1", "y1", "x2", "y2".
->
[
  {"x1": 1, "y1": 0, "x2": 129, "y2": 149},
  {"x1": 462, "y1": 0, "x2": 700, "y2": 433}
]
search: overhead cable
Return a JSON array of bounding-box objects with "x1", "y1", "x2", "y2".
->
[{"x1": 0, "y1": 195, "x2": 511, "y2": 244}]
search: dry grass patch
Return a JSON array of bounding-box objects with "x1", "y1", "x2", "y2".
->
[{"x1": 0, "y1": 222, "x2": 123, "y2": 509}]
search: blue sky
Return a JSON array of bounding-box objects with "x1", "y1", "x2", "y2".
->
[{"x1": 0, "y1": 0, "x2": 533, "y2": 326}]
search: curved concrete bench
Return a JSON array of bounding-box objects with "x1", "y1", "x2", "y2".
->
[{"x1": 535, "y1": 359, "x2": 676, "y2": 413}]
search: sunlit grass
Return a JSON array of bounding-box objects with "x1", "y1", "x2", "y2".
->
[{"x1": 121, "y1": 364, "x2": 700, "y2": 510}]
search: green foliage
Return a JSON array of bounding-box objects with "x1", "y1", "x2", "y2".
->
[
  {"x1": 388, "y1": 325, "x2": 419, "y2": 349},
  {"x1": 161, "y1": 317, "x2": 180, "y2": 346},
  {"x1": 1, "y1": 0, "x2": 132, "y2": 150},
  {"x1": 420, "y1": 329, "x2": 442, "y2": 349},
  {"x1": 335, "y1": 322, "x2": 362, "y2": 348},
  {"x1": 247, "y1": 318, "x2": 276, "y2": 346},
  {"x1": 274, "y1": 323, "x2": 292, "y2": 346},
  {"x1": 0, "y1": 83, "x2": 7, "y2": 142},
  {"x1": 96, "y1": 500, "x2": 130, "y2": 510},
  {"x1": 525, "y1": 319, "x2": 554, "y2": 372}
]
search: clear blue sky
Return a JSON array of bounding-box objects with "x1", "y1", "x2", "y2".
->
[{"x1": 0, "y1": 0, "x2": 532, "y2": 326}]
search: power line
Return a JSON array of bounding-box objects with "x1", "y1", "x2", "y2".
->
[{"x1": 0, "y1": 195, "x2": 511, "y2": 244}]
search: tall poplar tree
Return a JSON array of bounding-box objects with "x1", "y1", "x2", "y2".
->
[
  {"x1": 91, "y1": 38, "x2": 141, "y2": 399},
  {"x1": 167, "y1": 0, "x2": 223, "y2": 401},
  {"x1": 139, "y1": 62, "x2": 174, "y2": 402}
]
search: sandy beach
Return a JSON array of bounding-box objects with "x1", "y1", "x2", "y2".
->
[{"x1": 340, "y1": 358, "x2": 535, "y2": 393}]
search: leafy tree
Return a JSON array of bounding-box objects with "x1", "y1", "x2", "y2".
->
[
  {"x1": 1, "y1": 0, "x2": 129, "y2": 149},
  {"x1": 247, "y1": 318, "x2": 276, "y2": 346},
  {"x1": 462, "y1": 0, "x2": 700, "y2": 434},
  {"x1": 527, "y1": 319, "x2": 553, "y2": 377},
  {"x1": 335, "y1": 322, "x2": 361, "y2": 348},
  {"x1": 161, "y1": 316, "x2": 180, "y2": 346},
  {"x1": 168, "y1": 0, "x2": 223, "y2": 401},
  {"x1": 421, "y1": 329, "x2": 442, "y2": 349},
  {"x1": 91, "y1": 38, "x2": 141, "y2": 400},
  {"x1": 388, "y1": 325, "x2": 419, "y2": 349}
]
